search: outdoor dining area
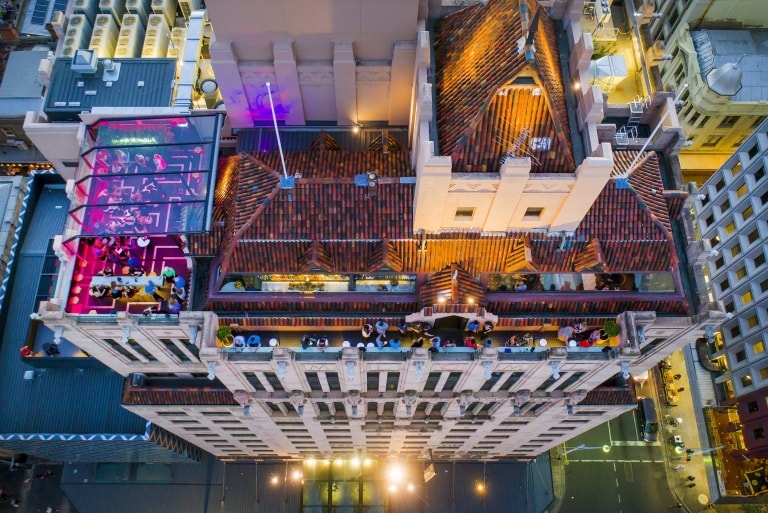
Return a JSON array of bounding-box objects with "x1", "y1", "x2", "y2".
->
[
  {"x1": 66, "y1": 234, "x2": 190, "y2": 316},
  {"x1": 215, "y1": 318, "x2": 623, "y2": 354}
]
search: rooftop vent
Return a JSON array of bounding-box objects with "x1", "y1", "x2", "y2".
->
[{"x1": 71, "y1": 49, "x2": 98, "y2": 74}]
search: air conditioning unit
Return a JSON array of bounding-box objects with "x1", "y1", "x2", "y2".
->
[
  {"x1": 178, "y1": 0, "x2": 200, "y2": 20},
  {"x1": 114, "y1": 14, "x2": 145, "y2": 57},
  {"x1": 151, "y1": 0, "x2": 176, "y2": 27},
  {"x1": 49, "y1": 11, "x2": 66, "y2": 39},
  {"x1": 166, "y1": 26, "x2": 186, "y2": 60},
  {"x1": 64, "y1": 14, "x2": 93, "y2": 51},
  {"x1": 99, "y1": 0, "x2": 127, "y2": 26},
  {"x1": 125, "y1": 0, "x2": 150, "y2": 24},
  {"x1": 141, "y1": 14, "x2": 170, "y2": 58},
  {"x1": 61, "y1": 45, "x2": 77, "y2": 58},
  {"x1": 73, "y1": 0, "x2": 98, "y2": 24},
  {"x1": 89, "y1": 15, "x2": 119, "y2": 58}
]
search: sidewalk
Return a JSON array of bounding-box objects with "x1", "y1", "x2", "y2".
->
[{"x1": 0, "y1": 461, "x2": 69, "y2": 513}]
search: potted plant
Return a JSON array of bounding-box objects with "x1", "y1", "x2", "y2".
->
[
  {"x1": 602, "y1": 320, "x2": 621, "y2": 344},
  {"x1": 216, "y1": 326, "x2": 234, "y2": 347}
]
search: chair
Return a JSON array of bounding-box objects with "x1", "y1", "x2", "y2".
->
[
  {"x1": 269, "y1": 338, "x2": 279, "y2": 347},
  {"x1": 342, "y1": 340, "x2": 351, "y2": 348}
]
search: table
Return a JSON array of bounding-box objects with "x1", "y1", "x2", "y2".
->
[{"x1": 91, "y1": 275, "x2": 164, "y2": 288}]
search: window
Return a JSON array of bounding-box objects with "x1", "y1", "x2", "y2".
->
[
  {"x1": 725, "y1": 221, "x2": 736, "y2": 235},
  {"x1": 524, "y1": 207, "x2": 544, "y2": 219},
  {"x1": 710, "y1": 235, "x2": 720, "y2": 247},
  {"x1": 443, "y1": 372, "x2": 462, "y2": 392},
  {"x1": 754, "y1": 166, "x2": 765, "y2": 182},
  {"x1": 386, "y1": 372, "x2": 400, "y2": 391},
  {"x1": 731, "y1": 325, "x2": 742, "y2": 338},
  {"x1": 705, "y1": 214, "x2": 714, "y2": 226},
  {"x1": 423, "y1": 372, "x2": 441, "y2": 391},
  {"x1": 454, "y1": 207, "x2": 475, "y2": 221},
  {"x1": 367, "y1": 372, "x2": 379, "y2": 391},
  {"x1": 742, "y1": 206, "x2": 754, "y2": 221},
  {"x1": 755, "y1": 427, "x2": 766, "y2": 440},
  {"x1": 736, "y1": 183, "x2": 748, "y2": 198},
  {"x1": 761, "y1": 278, "x2": 768, "y2": 293},
  {"x1": 719, "y1": 116, "x2": 739, "y2": 129},
  {"x1": 720, "y1": 198, "x2": 730, "y2": 212},
  {"x1": 735, "y1": 350, "x2": 746, "y2": 362},
  {"x1": 714, "y1": 256, "x2": 725, "y2": 269},
  {"x1": 748, "y1": 145, "x2": 759, "y2": 159},
  {"x1": 736, "y1": 267, "x2": 747, "y2": 280},
  {"x1": 748, "y1": 401, "x2": 759, "y2": 413},
  {"x1": 715, "y1": 178, "x2": 726, "y2": 192},
  {"x1": 719, "y1": 277, "x2": 730, "y2": 292},
  {"x1": 748, "y1": 230, "x2": 760, "y2": 244},
  {"x1": 731, "y1": 244, "x2": 741, "y2": 257},
  {"x1": 755, "y1": 253, "x2": 766, "y2": 268},
  {"x1": 305, "y1": 372, "x2": 322, "y2": 391},
  {"x1": 724, "y1": 301, "x2": 735, "y2": 313},
  {"x1": 689, "y1": 112, "x2": 700, "y2": 125},
  {"x1": 741, "y1": 290, "x2": 753, "y2": 305},
  {"x1": 762, "y1": 189, "x2": 768, "y2": 205},
  {"x1": 747, "y1": 315, "x2": 759, "y2": 329},
  {"x1": 752, "y1": 117, "x2": 763, "y2": 129},
  {"x1": 703, "y1": 135, "x2": 722, "y2": 147},
  {"x1": 741, "y1": 375, "x2": 753, "y2": 387}
]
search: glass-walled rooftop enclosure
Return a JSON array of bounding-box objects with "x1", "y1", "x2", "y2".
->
[
  {"x1": 219, "y1": 274, "x2": 418, "y2": 293},
  {"x1": 68, "y1": 114, "x2": 223, "y2": 238}
]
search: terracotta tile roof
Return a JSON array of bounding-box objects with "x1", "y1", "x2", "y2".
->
[
  {"x1": 419, "y1": 263, "x2": 485, "y2": 306},
  {"x1": 123, "y1": 387, "x2": 239, "y2": 406},
  {"x1": 487, "y1": 297, "x2": 690, "y2": 318},
  {"x1": 581, "y1": 388, "x2": 636, "y2": 406},
  {"x1": 217, "y1": 149, "x2": 679, "y2": 275},
  {"x1": 256, "y1": 150, "x2": 412, "y2": 179},
  {"x1": 433, "y1": 0, "x2": 575, "y2": 173}
]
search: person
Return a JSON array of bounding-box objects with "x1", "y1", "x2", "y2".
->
[
  {"x1": 465, "y1": 337, "x2": 478, "y2": 350},
  {"x1": 673, "y1": 374, "x2": 682, "y2": 380},
  {"x1": 376, "y1": 333, "x2": 386, "y2": 350},
  {"x1": 173, "y1": 275, "x2": 186, "y2": 289},
  {"x1": 362, "y1": 323, "x2": 373, "y2": 339},
  {"x1": 686, "y1": 476, "x2": 696, "y2": 481},
  {"x1": 397, "y1": 321, "x2": 409, "y2": 336},
  {"x1": 560, "y1": 280, "x2": 572, "y2": 291},
  {"x1": 316, "y1": 337, "x2": 328, "y2": 351},
  {"x1": 389, "y1": 338, "x2": 401, "y2": 349},
  {"x1": 166, "y1": 297, "x2": 181, "y2": 314},
  {"x1": 411, "y1": 337, "x2": 424, "y2": 348},
  {"x1": 678, "y1": 387, "x2": 685, "y2": 393},
  {"x1": 357, "y1": 342, "x2": 367, "y2": 352},
  {"x1": 109, "y1": 281, "x2": 125, "y2": 299},
  {"x1": 515, "y1": 280, "x2": 527, "y2": 292},
  {"x1": 45, "y1": 344, "x2": 60, "y2": 356},
  {"x1": 482, "y1": 321, "x2": 494, "y2": 336},
  {"x1": 505, "y1": 335, "x2": 520, "y2": 347},
  {"x1": 674, "y1": 465, "x2": 685, "y2": 472},
  {"x1": 467, "y1": 320, "x2": 480, "y2": 334},
  {"x1": 484, "y1": 338, "x2": 493, "y2": 348},
  {"x1": 161, "y1": 266, "x2": 176, "y2": 284},
  {"x1": 126, "y1": 255, "x2": 144, "y2": 276},
  {"x1": 89, "y1": 286, "x2": 107, "y2": 298},
  {"x1": 144, "y1": 280, "x2": 163, "y2": 301},
  {"x1": 375, "y1": 319, "x2": 388, "y2": 336},
  {"x1": 430, "y1": 336, "x2": 441, "y2": 349},
  {"x1": 686, "y1": 483, "x2": 696, "y2": 488},
  {"x1": 172, "y1": 287, "x2": 187, "y2": 301}
]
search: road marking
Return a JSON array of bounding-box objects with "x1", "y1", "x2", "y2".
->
[
  {"x1": 624, "y1": 462, "x2": 635, "y2": 482},
  {"x1": 612, "y1": 440, "x2": 662, "y2": 447}
]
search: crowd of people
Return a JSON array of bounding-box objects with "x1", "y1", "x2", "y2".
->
[{"x1": 84, "y1": 236, "x2": 187, "y2": 315}]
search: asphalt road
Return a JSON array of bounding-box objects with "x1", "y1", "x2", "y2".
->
[{"x1": 558, "y1": 408, "x2": 680, "y2": 513}]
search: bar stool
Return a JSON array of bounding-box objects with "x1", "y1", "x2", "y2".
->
[{"x1": 269, "y1": 338, "x2": 279, "y2": 347}]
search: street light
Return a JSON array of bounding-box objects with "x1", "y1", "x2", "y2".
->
[{"x1": 561, "y1": 443, "x2": 612, "y2": 457}]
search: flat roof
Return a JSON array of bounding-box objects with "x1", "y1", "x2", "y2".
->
[{"x1": 44, "y1": 58, "x2": 176, "y2": 122}]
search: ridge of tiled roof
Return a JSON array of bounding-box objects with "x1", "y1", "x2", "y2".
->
[
  {"x1": 572, "y1": 238, "x2": 605, "y2": 273},
  {"x1": 433, "y1": 0, "x2": 574, "y2": 173},
  {"x1": 367, "y1": 239, "x2": 404, "y2": 272},
  {"x1": 419, "y1": 263, "x2": 485, "y2": 306}
]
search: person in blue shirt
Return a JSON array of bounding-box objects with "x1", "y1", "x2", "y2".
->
[{"x1": 144, "y1": 280, "x2": 163, "y2": 301}]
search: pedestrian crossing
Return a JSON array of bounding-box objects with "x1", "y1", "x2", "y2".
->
[
  {"x1": 612, "y1": 440, "x2": 661, "y2": 447},
  {"x1": 568, "y1": 459, "x2": 665, "y2": 464}
]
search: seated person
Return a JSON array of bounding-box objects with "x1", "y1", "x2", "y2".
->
[
  {"x1": 172, "y1": 287, "x2": 187, "y2": 301},
  {"x1": 316, "y1": 337, "x2": 329, "y2": 351},
  {"x1": 397, "y1": 321, "x2": 409, "y2": 336},
  {"x1": 361, "y1": 323, "x2": 374, "y2": 339},
  {"x1": 388, "y1": 338, "x2": 402, "y2": 349},
  {"x1": 374, "y1": 319, "x2": 389, "y2": 335},
  {"x1": 505, "y1": 335, "x2": 520, "y2": 347},
  {"x1": 466, "y1": 319, "x2": 480, "y2": 334},
  {"x1": 161, "y1": 266, "x2": 176, "y2": 284},
  {"x1": 515, "y1": 280, "x2": 528, "y2": 292},
  {"x1": 375, "y1": 333, "x2": 387, "y2": 350},
  {"x1": 144, "y1": 280, "x2": 163, "y2": 301},
  {"x1": 464, "y1": 337, "x2": 478, "y2": 350},
  {"x1": 411, "y1": 337, "x2": 424, "y2": 348},
  {"x1": 247, "y1": 335, "x2": 261, "y2": 348},
  {"x1": 301, "y1": 335, "x2": 314, "y2": 350},
  {"x1": 89, "y1": 285, "x2": 108, "y2": 298},
  {"x1": 109, "y1": 281, "x2": 125, "y2": 299},
  {"x1": 482, "y1": 321, "x2": 495, "y2": 336}
]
